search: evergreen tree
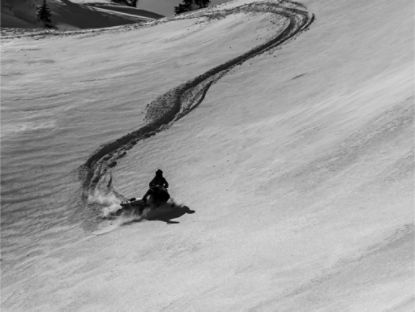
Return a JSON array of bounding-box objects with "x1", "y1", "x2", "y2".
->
[
  {"x1": 175, "y1": 0, "x2": 210, "y2": 15},
  {"x1": 195, "y1": 0, "x2": 210, "y2": 8},
  {"x1": 37, "y1": 0, "x2": 53, "y2": 28},
  {"x1": 175, "y1": 0, "x2": 192, "y2": 15}
]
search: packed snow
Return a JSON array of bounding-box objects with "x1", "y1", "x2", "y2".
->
[{"x1": 1, "y1": 0, "x2": 413, "y2": 311}]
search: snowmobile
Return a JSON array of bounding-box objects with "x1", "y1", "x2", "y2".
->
[{"x1": 110, "y1": 186, "x2": 194, "y2": 222}]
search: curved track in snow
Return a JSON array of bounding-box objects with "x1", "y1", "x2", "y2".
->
[{"x1": 79, "y1": 0, "x2": 315, "y2": 202}]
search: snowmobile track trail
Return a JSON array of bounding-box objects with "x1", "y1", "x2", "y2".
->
[{"x1": 79, "y1": 0, "x2": 315, "y2": 200}]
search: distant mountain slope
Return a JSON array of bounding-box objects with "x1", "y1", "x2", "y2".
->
[
  {"x1": 1, "y1": 0, "x2": 161, "y2": 29},
  {"x1": 89, "y1": 4, "x2": 164, "y2": 19},
  {"x1": 73, "y1": 0, "x2": 230, "y2": 17},
  {"x1": 1, "y1": 0, "x2": 38, "y2": 28},
  {"x1": 137, "y1": 0, "x2": 229, "y2": 16}
]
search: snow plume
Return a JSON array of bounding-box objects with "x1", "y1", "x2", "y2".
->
[
  {"x1": 79, "y1": 0, "x2": 314, "y2": 216},
  {"x1": 78, "y1": 162, "x2": 123, "y2": 223},
  {"x1": 87, "y1": 187, "x2": 121, "y2": 217}
]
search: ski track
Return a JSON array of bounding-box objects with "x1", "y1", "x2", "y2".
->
[{"x1": 78, "y1": 1, "x2": 315, "y2": 206}]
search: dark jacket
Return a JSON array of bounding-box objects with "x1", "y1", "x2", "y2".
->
[{"x1": 149, "y1": 175, "x2": 168, "y2": 189}]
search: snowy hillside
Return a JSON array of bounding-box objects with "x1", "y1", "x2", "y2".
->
[
  {"x1": 1, "y1": 0, "x2": 413, "y2": 311},
  {"x1": 136, "y1": 0, "x2": 230, "y2": 16},
  {"x1": 1, "y1": 0, "x2": 159, "y2": 30},
  {"x1": 71, "y1": 0, "x2": 230, "y2": 17}
]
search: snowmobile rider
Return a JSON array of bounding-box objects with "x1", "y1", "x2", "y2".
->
[{"x1": 142, "y1": 169, "x2": 169, "y2": 203}]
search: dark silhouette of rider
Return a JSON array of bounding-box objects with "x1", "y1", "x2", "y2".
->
[{"x1": 142, "y1": 169, "x2": 169, "y2": 203}]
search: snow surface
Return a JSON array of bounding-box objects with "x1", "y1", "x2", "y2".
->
[
  {"x1": 71, "y1": 0, "x2": 231, "y2": 17},
  {"x1": 1, "y1": 0, "x2": 152, "y2": 30},
  {"x1": 137, "y1": 0, "x2": 231, "y2": 16},
  {"x1": 1, "y1": 0, "x2": 414, "y2": 311}
]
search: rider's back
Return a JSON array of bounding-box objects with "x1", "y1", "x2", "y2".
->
[{"x1": 149, "y1": 175, "x2": 168, "y2": 188}]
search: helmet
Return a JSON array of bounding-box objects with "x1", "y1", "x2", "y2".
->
[{"x1": 156, "y1": 169, "x2": 163, "y2": 175}]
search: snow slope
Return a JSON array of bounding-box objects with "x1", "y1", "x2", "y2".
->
[
  {"x1": 71, "y1": 0, "x2": 231, "y2": 17},
  {"x1": 1, "y1": 0, "x2": 38, "y2": 28},
  {"x1": 137, "y1": 0, "x2": 230, "y2": 16},
  {"x1": 1, "y1": 0, "x2": 154, "y2": 30},
  {"x1": 1, "y1": 0, "x2": 414, "y2": 311}
]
